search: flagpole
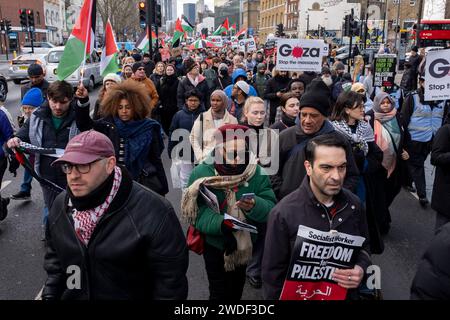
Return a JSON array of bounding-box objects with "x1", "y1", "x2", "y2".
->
[{"x1": 81, "y1": 0, "x2": 94, "y2": 84}]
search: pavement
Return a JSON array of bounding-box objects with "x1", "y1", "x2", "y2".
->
[{"x1": 0, "y1": 78, "x2": 439, "y2": 300}]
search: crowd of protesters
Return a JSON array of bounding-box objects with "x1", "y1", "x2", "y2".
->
[{"x1": 0, "y1": 41, "x2": 449, "y2": 301}]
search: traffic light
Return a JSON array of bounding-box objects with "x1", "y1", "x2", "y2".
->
[
  {"x1": 5, "y1": 19, "x2": 11, "y2": 32},
  {"x1": 19, "y1": 9, "x2": 28, "y2": 29},
  {"x1": 349, "y1": 16, "x2": 359, "y2": 36},
  {"x1": 343, "y1": 14, "x2": 350, "y2": 37},
  {"x1": 155, "y1": 4, "x2": 162, "y2": 27},
  {"x1": 138, "y1": 1, "x2": 146, "y2": 29},
  {"x1": 276, "y1": 24, "x2": 284, "y2": 37},
  {"x1": 27, "y1": 9, "x2": 35, "y2": 30}
]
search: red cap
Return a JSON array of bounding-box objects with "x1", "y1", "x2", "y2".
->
[
  {"x1": 52, "y1": 130, "x2": 115, "y2": 166},
  {"x1": 215, "y1": 124, "x2": 250, "y2": 143}
]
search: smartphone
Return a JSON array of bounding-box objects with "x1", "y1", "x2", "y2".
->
[{"x1": 240, "y1": 193, "x2": 255, "y2": 201}]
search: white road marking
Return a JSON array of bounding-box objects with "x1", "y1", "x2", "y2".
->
[{"x1": 1, "y1": 180, "x2": 11, "y2": 191}]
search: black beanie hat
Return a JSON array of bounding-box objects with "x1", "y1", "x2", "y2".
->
[
  {"x1": 299, "y1": 79, "x2": 331, "y2": 116},
  {"x1": 132, "y1": 62, "x2": 144, "y2": 73}
]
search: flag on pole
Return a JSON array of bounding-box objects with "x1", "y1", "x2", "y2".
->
[
  {"x1": 229, "y1": 23, "x2": 236, "y2": 33},
  {"x1": 135, "y1": 30, "x2": 157, "y2": 52},
  {"x1": 171, "y1": 18, "x2": 184, "y2": 47},
  {"x1": 213, "y1": 18, "x2": 229, "y2": 36},
  {"x1": 100, "y1": 19, "x2": 119, "y2": 76},
  {"x1": 57, "y1": 0, "x2": 96, "y2": 80},
  {"x1": 181, "y1": 15, "x2": 194, "y2": 33},
  {"x1": 235, "y1": 27, "x2": 247, "y2": 39}
]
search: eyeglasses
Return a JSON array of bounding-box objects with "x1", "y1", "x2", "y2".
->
[
  {"x1": 61, "y1": 158, "x2": 104, "y2": 174},
  {"x1": 137, "y1": 68, "x2": 145, "y2": 71}
]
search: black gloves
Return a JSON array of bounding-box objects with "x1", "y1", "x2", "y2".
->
[{"x1": 221, "y1": 221, "x2": 237, "y2": 256}]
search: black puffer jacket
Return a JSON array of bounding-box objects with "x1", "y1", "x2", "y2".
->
[
  {"x1": 262, "y1": 177, "x2": 371, "y2": 300},
  {"x1": 411, "y1": 222, "x2": 450, "y2": 300},
  {"x1": 176, "y1": 76, "x2": 210, "y2": 110},
  {"x1": 42, "y1": 170, "x2": 189, "y2": 300}
]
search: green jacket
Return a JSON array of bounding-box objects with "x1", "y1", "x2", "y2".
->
[{"x1": 187, "y1": 162, "x2": 276, "y2": 251}]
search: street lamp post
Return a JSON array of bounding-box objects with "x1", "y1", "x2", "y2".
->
[{"x1": 394, "y1": 0, "x2": 401, "y2": 51}]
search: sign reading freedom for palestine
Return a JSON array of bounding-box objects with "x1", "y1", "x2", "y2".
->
[
  {"x1": 275, "y1": 39, "x2": 328, "y2": 73},
  {"x1": 373, "y1": 54, "x2": 397, "y2": 93},
  {"x1": 280, "y1": 225, "x2": 365, "y2": 300}
]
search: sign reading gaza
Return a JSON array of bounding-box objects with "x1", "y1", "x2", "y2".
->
[
  {"x1": 275, "y1": 39, "x2": 328, "y2": 73},
  {"x1": 280, "y1": 225, "x2": 365, "y2": 300},
  {"x1": 425, "y1": 48, "x2": 450, "y2": 101},
  {"x1": 373, "y1": 54, "x2": 397, "y2": 93}
]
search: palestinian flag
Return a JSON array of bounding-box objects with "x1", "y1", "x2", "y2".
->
[
  {"x1": 229, "y1": 23, "x2": 236, "y2": 33},
  {"x1": 171, "y1": 18, "x2": 184, "y2": 47},
  {"x1": 235, "y1": 27, "x2": 247, "y2": 39},
  {"x1": 135, "y1": 30, "x2": 157, "y2": 52},
  {"x1": 189, "y1": 38, "x2": 216, "y2": 50},
  {"x1": 181, "y1": 15, "x2": 194, "y2": 33},
  {"x1": 57, "y1": 0, "x2": 96, "y2": 80},
  {"x1": 213, "y1": 18, "x2": 229, "y2": 36},
  {"x1": 100, "y1": 19, "x2": 119, "y2": 76}
]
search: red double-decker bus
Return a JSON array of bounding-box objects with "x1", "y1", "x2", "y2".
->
[{"x1": 412, "y1": 19, "x2": 450, "y2": 47}]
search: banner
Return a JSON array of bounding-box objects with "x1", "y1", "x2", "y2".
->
[
  {"x1": 279, "y1": 225, "x2": 365, "y2": 300},
  {"x1": 275, "y1": 39, "x2": 328, "y2": 72},
  {"x1": 207, "y1": 36, "x2": 223, "y2": 48},
  {"x1": 373, "y1": 54, "x2": 397, "y2": 93},
  {"x1": 425, "y1": 48, "x2": 450, "y2": 101},
  {"x1": 237, "y1": 37, "x2": 257, "y2": 53}
]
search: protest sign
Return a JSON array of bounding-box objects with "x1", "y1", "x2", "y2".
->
[
  {"x1": 425, "y1": 48, "x2": 450, "y2": 101},
  {"x1": 275, "y1": 39, "x2": 328, "y2": 72},
  {"x1": 373, "y1": 54, "x2": 397, "y2": 93},
  {"x1": 279, "y1": 225, "x2": 365, "y2": 300}
]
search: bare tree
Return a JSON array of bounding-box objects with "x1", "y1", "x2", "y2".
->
[{"x1": 97, "y1": 0, "x2": 141, "y2": 41}]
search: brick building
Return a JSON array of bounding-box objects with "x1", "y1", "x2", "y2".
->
[
  {"x1": 0, "y1": 0, "x2": 47, "y2": 54},
  {"x1": 259, "y1": 0, "x2": 286, "y2": 43}
]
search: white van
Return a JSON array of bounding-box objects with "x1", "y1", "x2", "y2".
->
[{"x1": 45, "y1": 46, "x2": 103, "y2": 90}]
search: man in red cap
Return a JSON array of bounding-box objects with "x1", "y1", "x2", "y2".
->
[{"x1": 43, "y1": 130, "x2": 188, "y2": 300}]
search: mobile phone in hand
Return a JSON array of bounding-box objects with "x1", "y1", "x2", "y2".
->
[{"x1": 240, "y1": 193, "x2": 255, "y2": 201}]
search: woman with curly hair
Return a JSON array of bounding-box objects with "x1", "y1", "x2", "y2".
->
[{"x1": 75, "y1": 79, "x2": 168, "y2": 195}]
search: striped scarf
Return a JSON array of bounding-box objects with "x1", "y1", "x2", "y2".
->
[{"x1": 72, "y1": 167, "x2": 122, "y2": 246}]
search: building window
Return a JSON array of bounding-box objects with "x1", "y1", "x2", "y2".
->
[
  {"x1": 409, "y1": 0, "x2": 416, "y2": 5},
  {"x1": 36, "y1": 11, "x2": 40, "y2": 25},
  {"x1": 312, "y1": 2, "x2": 320, "y2": 11}
]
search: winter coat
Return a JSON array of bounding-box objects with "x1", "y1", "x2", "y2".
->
[
  {"x1": 252, "y1": 73, "x2": 270, "y2": 99},
  {"x1": 223, "y1": 69, "x2": 258, "y2": 98},
  {"x1": 168, "y1": 105, "x2": 204, "y2": 160},
  {"x1": 271, "y1": 121, "x2": 359, "y2": 199},
  {"x1": 21, "y1": 79, "x2": 50, "y2": 100},
  {"x1": 217, "y1": 74, "x2": 232, "y2": 90},
  {"x1": 0, "y1": 110, "x2": 13, "y2": 158},
  {"x1": 262, "y1": 176, "x2": 372, "y2": 300},
  {"x1": 15, "y1": 100, "x2": 83, "y2": 188},
  {"x1": 131, "y1": 76, "x2": 159, "y2": 109},
  {"x1": 411, "y1": 222, "x2": 450, "y2": 300},
  {"x1": 43, "y1": 169, "x2": 188, "y2": 300},
  {"x1": 431, "y1": 116, "x2": 450, "y2": 218},
  {"x1": 264, "y1": 75, "x2": 291, "y2": 111},
  {"x1": 143, "y1": 60, "x2": 155, "y2": 78},
  {"x1": 75, "y1": 104, "x2": 169, "y2": 196},
  {"x1": 176, "y1": 75, "x2": 210, "y2": 110},
  {"x1": 188, "y1": 161, "x2": 276, "y2": 250},
  {"x1": 190, "y1": 109, "x2": 238, "y2": 163},
  {"x1": 156, "y1": 75, "x2": 179, "y2": 112},
  {"x1": 149, "y1": 73, "x2": 163, "y2": 87}
]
